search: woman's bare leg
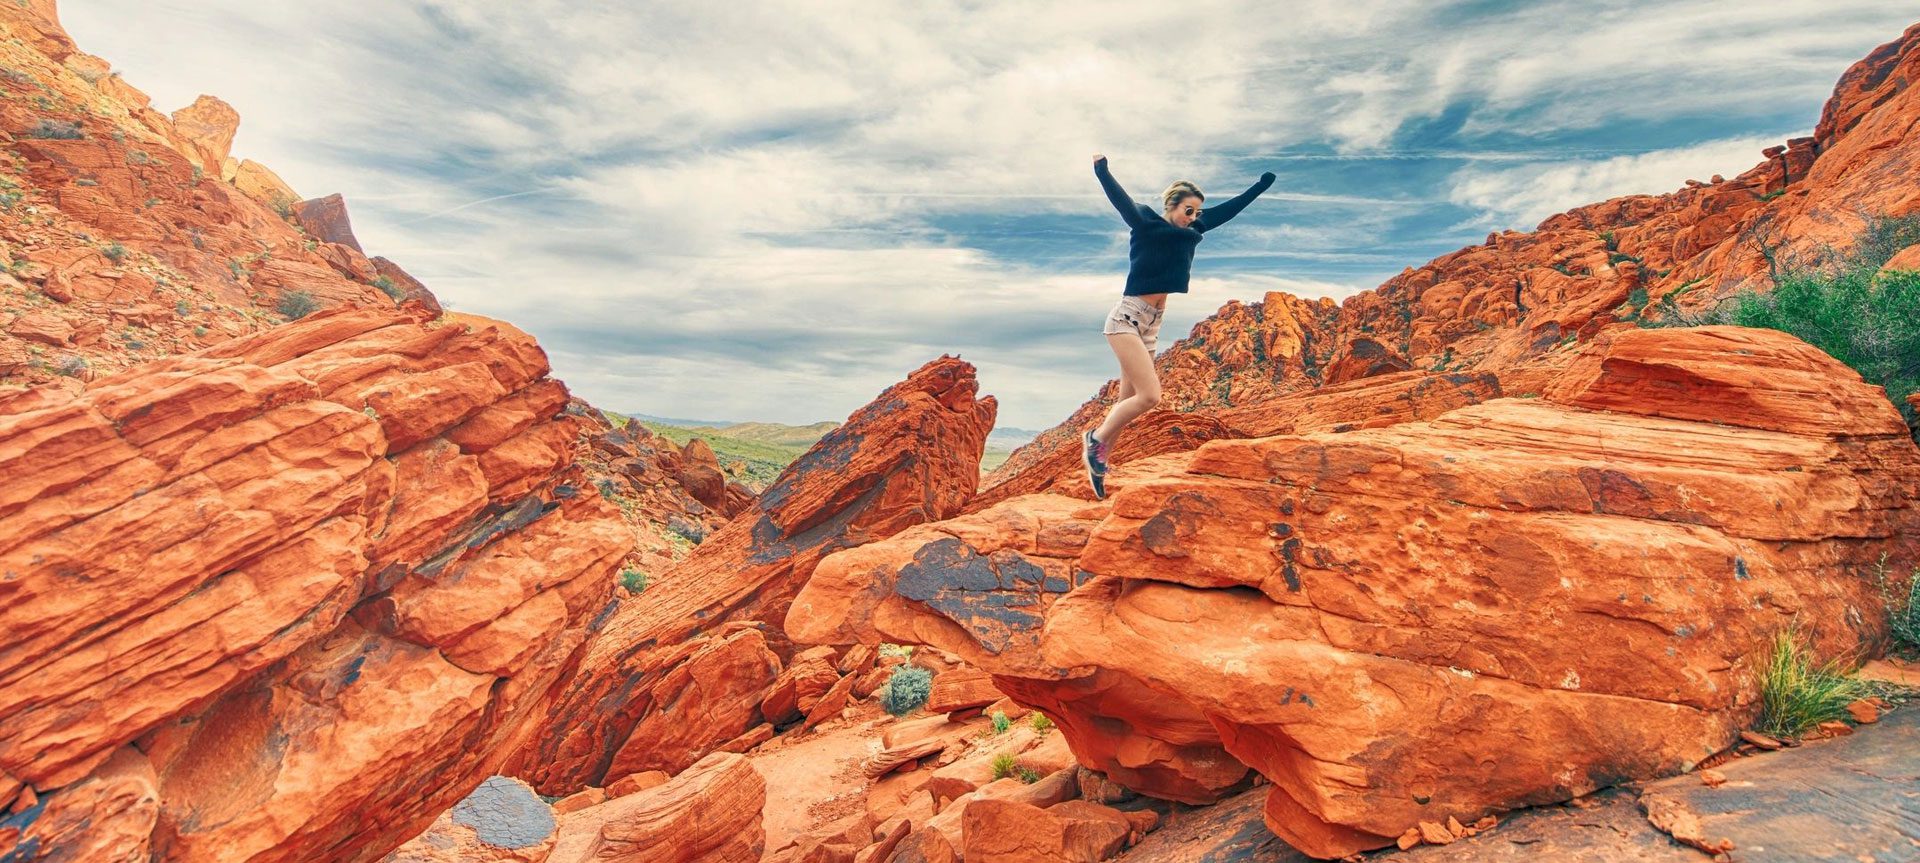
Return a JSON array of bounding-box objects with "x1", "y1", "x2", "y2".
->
[{"x1": 1094, "y1": 333, "x2": 1159, "y2": 443}]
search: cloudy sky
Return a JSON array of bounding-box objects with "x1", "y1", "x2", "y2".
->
[{"x1": 63, "y1": 1, "x2": 1918, "y2": 429}]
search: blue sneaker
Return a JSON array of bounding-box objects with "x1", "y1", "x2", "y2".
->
[{"x1": 1082, "y1": 430, "x2": 1109, "y2": 499}]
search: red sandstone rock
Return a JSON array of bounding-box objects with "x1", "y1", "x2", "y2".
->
[
  {"x1": 0, "y1": 307, "x2": 628, "y2": 862},
  {"x1": 371, "y1": 257, "x2": 444, "y2": 314},
  {"x1": 0, "y1": 747, "x2": 157, "y2": 863},
  {"x1": 544, "y1": 753, "x2": 765, "y2": 863},
  {"x1": 513, "y1": 356, "x2": 995, "y2": 793},
  {"x1": 764, "y1": 645, "x2": 843, "y2": 725},
  {"x1": 886, "y1": 827, "x2": 956, "y2": 863},
  {"x1": 962, "y1": 798, "x2": 1136, "y2": 863},
  {"x1": 605, "y1": 770, "x2": 669, "y2": 799},
  {"x1": 0, "y1": 5, "x2": 439, "y2": 392},
  {"x1": 293, "y1": 193, "x2": 366, "y2": 253},
  {"x1": 169, "y1": 95, "x2": 239, "y2": 178},
  {"x1": 926, "y1": 665, "x2": 1004, "y2": 714},
  {"x1": 605, "y1": 627, "x2": 783, "y2": 778},
  {"x1": 793, "y1": 327, "x2": 1920, "y2": 858}
]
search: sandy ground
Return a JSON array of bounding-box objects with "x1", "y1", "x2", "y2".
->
[{"x1": 748, "y1": 705, "x2": 894, "y2": 850}]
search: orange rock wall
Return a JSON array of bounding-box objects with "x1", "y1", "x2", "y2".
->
[{"x1": 0, "y1": 307, "x2": 629, "y2": 862}]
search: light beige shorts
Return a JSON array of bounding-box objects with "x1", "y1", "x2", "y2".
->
[{"x1": 1101, "y1": 295, "x2": 1163, "y2": 352}]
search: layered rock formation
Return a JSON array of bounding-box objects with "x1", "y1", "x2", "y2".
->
[
  {"x1": 986, "y1": 20, "x2": 1920, "y2": 500},
  {"x1": 512, "y1": 356, "x2": 997, "y2": 792},
  {"x1": 792, "y1": 327, "x2": 1920, "y2": 857},
  {"x1": 571, "y1": 407, "x2": 756, "y2": 574},
  {"x1": 0, "y1": 306, "x2": 629, "y2": 862},
  {"x1": 0, "y1": 1, "x2": 436, "y2": 390}
]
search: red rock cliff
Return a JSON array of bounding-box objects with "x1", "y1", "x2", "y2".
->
[{"x1": 0, "y1": 306, "x2": 630, "y2": 862}]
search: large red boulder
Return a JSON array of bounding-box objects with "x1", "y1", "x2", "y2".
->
[{"x1": 792, "y1": 327, "x2": 1920, "y2": 858}]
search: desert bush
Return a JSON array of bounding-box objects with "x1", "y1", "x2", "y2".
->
[
  {"x1": 879, "y1": 665, "x2": 933, "y2": 717},
  {"x1": 54, "y1": 355, "x2": 87, "y2": 377},
  {"x1": 275, "y1": 290, "x2": 318, "y2": 321},
  {"x1": 22, "y1": 119, "x2": 82, "y2": 139},
  {"x1": 1030, "y1": 712, "x2": 1055, "y2": 733},
  {"x1": 989, "y1": 752, "x2": 1018, "y2": 781},
  {"x1": 373, "y1": 275, "x2": 404, "y2": 302},
  {"x1": 990, "y1": 710, "x2": 1010, "y2": 735},
  {"x1": 620, "y1": 568, "x2": 648, "y2": 595},
  {"x1": 1753, "y1": 628, "x2": 1871, "y2": 739},
  {"x1": 102, "y1": 242, "x2": 127, "y2": 262},
  {"x1": 1876, "y1": 559, "x2": 1920, "y2": 655},
  {"x1": 1645, "y1": 217, "x2": 1920, "y2": 433}
]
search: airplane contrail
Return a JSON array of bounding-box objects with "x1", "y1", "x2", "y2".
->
[{"x1": 396, "y1": 188, "x2": 557, "y2": 225}]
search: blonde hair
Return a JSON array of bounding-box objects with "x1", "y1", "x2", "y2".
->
[{"x1": 1162, "y1": 180, "x2": 1203, "y2": 211}]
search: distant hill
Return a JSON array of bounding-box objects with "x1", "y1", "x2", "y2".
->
[
  {"x1": 627, "y1": 411, "x2": 742, "y2": 428},
  {"x1": 684, "y1": 420, "x2": 840, "y2": 449},
  {"x1": 986, "y1": 426, "x2": 1039, "y2": 452},
  {"x1": 612, "y1": 413, "x2": 1039, "y2": 478}
]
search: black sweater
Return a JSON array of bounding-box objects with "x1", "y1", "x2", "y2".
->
[{"x1": 1094, "y1": 157, "x2": 1275, "y2": 296}]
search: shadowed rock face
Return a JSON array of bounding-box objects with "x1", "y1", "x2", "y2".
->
[
  {"x1": 790, "y1": 327, "x2": 1920, "y2": 858},
  {"x1": 511, "y1": 355, "x2": 997, "y2": 792},
  {"x1": 985, "y1": 20, "x2": 1920, "y2": 504},
  {"x1": 0, "y1": 306, "x2": 630, "y2": 862}
]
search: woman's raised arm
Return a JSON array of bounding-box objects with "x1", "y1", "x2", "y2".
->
[
  {"x1": 1093, "y1": 155, "x2": 1147, "y2": 229},
  {"x1": 1197, "y1": 171, "x2": 1276, "y2": 233}
]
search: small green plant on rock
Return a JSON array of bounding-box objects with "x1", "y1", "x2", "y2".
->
[
  {"x1": 620, "y1": 568, "x2": 648, "y2": 595},
  {"x1": 102, "y1": 242, "x2": 127, "y2": 263},
  {"x1": 1016, "y1": 766, "x2": 1042, "y2": 784},
  {"x1": 989, "y1": 752, "x2": 1018, "y2": 781},
  {"x1": 1030, "y1": 712, "x2": 1055, "y2": 733},
  {"x1": 21, "y1": 119, "x2": 81, "y2": 139},
  {"x1": 275, "y1": 290, "x2": 317, "y2": 321},
  {"x1": 1874, "y1": 557, "x2": 1920, "y2": 656},
  {"x1": 880, "y1": 665, "x2": 933, "y2": 717},
  {"x1": 990, "y1": 710, "x2": 1010, "y2": 735},
  {"x1": 1754, "y1": 628, "x2": 1872, "y2": 739}
]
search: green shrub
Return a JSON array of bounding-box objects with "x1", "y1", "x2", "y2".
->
[
  {"x1": 1016, "y1": 766, "x2": 1042, "y2": 784},
  {"x1": 989, "y1": 752, "x2": 1018, "y2": 781},
  {"x1": 1877, "y1": 560, "x2": 1920, "y2": 655},
  {"x1": 1716, "y1": 267, "x2": 1920, "y2": 431},
  {"x1": 373, "y1": 275, "x2": 404, "y2": 302},
  {"x1": 102, "y1": 242, "x2": 127, "y2": 263},
  {"x1": 275, "y1": 290, "x2": 317, "y2": 321},
  {"x1": 1754, "y1": 628, "x2": 1872, "y2": 739},
  {"x1": 620, "y1": 568, "x2": 648, "y2": 594},
  {"x1": 22, "y1": 119, "x2": 81, "y2": 139},
  {"x1": 1645, "y1": 217, "x2": 1920, "y2": 434},
  {"x1": 1030, "y1": 712, "x2": 1055, "y2": 733},
  {"x1": 990, "y1": 710, "x2": 1010, "y2": 735},
  {"x1": 880, "y1": 665, "x2": 933, "y2": 717},
  {"x1": 54, "y1": 355, "x2": 86, "y2": 377}
]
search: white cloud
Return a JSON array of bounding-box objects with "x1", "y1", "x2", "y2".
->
[
  {"x1": 1446, "y1": 133, "x2": 1792, "y2": 228},
  {"x1": 53, "y1": 0, "x2": 1920, "y2": 428}
]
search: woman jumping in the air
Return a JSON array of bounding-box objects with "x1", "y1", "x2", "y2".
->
[{"x1": 1082, "y1": 154, "x2": 1275, "y2": 498}]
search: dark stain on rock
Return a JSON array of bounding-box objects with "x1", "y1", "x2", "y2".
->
[
  {"x1": 1277, "y1": 537, "x2": 1303, "y2": 592},
  {"x1": 893, "y1": 537, "x2": 1047, "y2": 655}
]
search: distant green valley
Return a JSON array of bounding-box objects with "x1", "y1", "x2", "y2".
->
[{"x1": 604, "y1": 411, "x2": 1035, "y2": 484}]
